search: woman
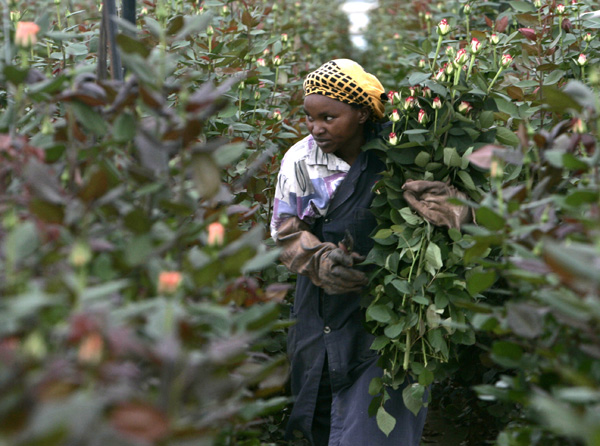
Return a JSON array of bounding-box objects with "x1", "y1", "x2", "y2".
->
[{"x1": 270, "y1": 59, "x2": 427, "y2": 446}]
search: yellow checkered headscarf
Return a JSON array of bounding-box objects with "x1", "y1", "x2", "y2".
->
[{"x1": 303, "y1": 59, "x2": 387, "y2": 120}]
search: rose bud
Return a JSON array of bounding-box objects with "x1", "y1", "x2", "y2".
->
[
  {"x1": 437, "y1": 19, "x2": 451, "y2": 36},
  {"x1": 14, "y1": 21, "x2": 40, "y2": 48},
  {"x1": 501, "y1": 53, "x2": 513, "y2": 68}
]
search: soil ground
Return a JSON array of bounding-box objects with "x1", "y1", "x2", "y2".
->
[{"x1": 421, "y1": 406, "x2": 470, "y2": 446}]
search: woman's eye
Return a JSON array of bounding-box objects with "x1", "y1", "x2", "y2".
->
[{"x1": 325, "y1": 116, "x2": 334, "y2": 121}]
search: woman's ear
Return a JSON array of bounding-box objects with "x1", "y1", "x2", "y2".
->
[{"x1": 358, "y1": 107, "x2": 371, "y2": 124}]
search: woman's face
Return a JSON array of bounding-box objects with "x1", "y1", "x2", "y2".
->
[{"x1": 303, "y1": 94, "x2": 369, "y2": 165}]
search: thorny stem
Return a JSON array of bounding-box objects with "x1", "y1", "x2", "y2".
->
[
  {"x1": 3, "y1": 0, "x2": 11, "y2": 66},
  {"x1": 466, "y1": 54, "x2": 476, "y2": 81},
  {"x1": 487, "y1": 67, "x2": 504, "y2": 94},
  {"x1": 451, "y1": 66, "x2": 460, "y2": 99},
  {"x1": 494, "y1": 170, "x2": 504, "y2": 215},
  {"x1": 252, "y1": 100, "x2": 258, "y2": 123},
  {"x1": 403, "y1": 328, "x2": 412, "y2": 370},
  {"x1": 559, "y1": 23, "x2": 564, "y2": 58},
  {"x1": 270, "y1": 66, "x2": 280, "y2": 105},
  {"x1": 402, "y1": 236, "x2": 424, "y2": 307},
  {"x1": 431, "y1": 35, "x2": 443, "y2": 73},
  {"x1": 56, "y1": 2, "x2": 62, "y2": 28}
]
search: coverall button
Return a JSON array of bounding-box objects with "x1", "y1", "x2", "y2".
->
[{"x1": 323, "y1": 326, "x2": 331, "y2": 334}]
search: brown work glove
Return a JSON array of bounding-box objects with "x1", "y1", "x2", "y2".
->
[
  {"x1": 402, "y1": 180, "x2": 472, "y2": 230},
  {"x1": 275, "y1": 217, "x2": 368, "y2": 295}
]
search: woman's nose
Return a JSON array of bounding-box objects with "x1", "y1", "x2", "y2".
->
[{"x1": 311, "y1": 122, "x2": 325, "y2": 135}]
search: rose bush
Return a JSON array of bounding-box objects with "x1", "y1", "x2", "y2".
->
[
  {"x1": 0, "y1": 0, "x2": 354, "y2": 444},
  {"x1": 362, "y1": 0, "x2": 600, "y2": 443}
]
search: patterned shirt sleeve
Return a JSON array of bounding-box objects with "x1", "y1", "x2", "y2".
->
[{"x1": 270, "y1": 136, "x2": 350, "y2": 239}]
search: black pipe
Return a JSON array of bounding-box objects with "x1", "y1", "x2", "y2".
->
[
  {"x1": 104, "y1": 0, "x2": 123, "y2": 80},
  {"x1": 122, "y1": 0, "x2": 136, "y2": 27}
]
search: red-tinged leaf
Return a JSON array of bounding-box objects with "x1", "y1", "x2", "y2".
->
[
  {"x1": 185, "y1": 76, "x2": 240, "y2": 113},
  {"x1": 223, "y1": 24, "x2": 239, "y2": 33},
  {"x1": 58, "y1": 84, "x2": 107, "y2": 106},
  {"x1": 68, "y1": 313, "x2": 100, "y2": 342},
  {"x1": 496, "y1": 16, "x2": 509, "y2": 32},
  {"x1": 30, "y1": 199, "x2": 64, "y2": 224},
  {"x1": 135, "y1": 128, "x2": 169, "y2": 173},
  {"x1": 519, "y1": 27, "x2": 537, "y2": 41},
  {"x1": 23, "y1": 160, "x2": 66, "y2": 204},
  {"x1": 581, "y1": 134, "x2": 596, "y2": 154},
  {"x1": 542, "y1": 251, "x2": 575, "y2": 286},
  {"x1": 468, "y1": 145, "x2": 503, "y2": 169},
  {"x1": 37, "y1": 379, "x2": 78, "y2": 401},
  {"x1": 111, "y1": 403, "x2": 169, "y2": 443},
  {"x1": 561, "y1": 18, "x2": 572, "y2": 32},
  {"x1": 523, "y1": 43, "x2": 539, "y2": 56},
  {"x1": 265, "y1": 283, "x2": 292, "y2": 302},
  {"x1": 510, "y1": 258, "x2": 551, "y2": 274},
  {"x1": 504, "y1": 184, "x2": 528, "y2": 203},
  {"x1": 69, "y1": 93, "x2": 105, "y2": 107},
  {"x1": 549, "y1": 120, "x2": 573, "y2": 140},
  {"x1": 166, "y1": 14, "x2": 184, "y2": 35},
  {"x1": 485, "y1": 16, "x2": 493, "y2": 28},
  {"x1": 89, "y1": 238, "x2": 115, "y2": 252},
  {"x1": 241, "y1": 9, "x2": 253, "y2": 27},
  {"x1": 537, "y1": 63, "x2": 558, "y2": 72},
  {"x1": 221, "y1": 67, "x2": 243, "y2": 75},
  {"x1": 78, "y1": 168, "x2": 109, "y2": 202},
  {"x1": 515, "y1": 13, "x2": 538, "y2": 27},
  {"x1": 182, "y1": 118, "x2": 203, "y2": 145},
  {"x1": 471, "y1": 30, "x2": 487, "y2": 42},
  {"x1": 533, "y1": 133, "x2": 547, "y2": 149},
  {"x1": 139, "y1": 85, "x2": 164, "y2": 109},
  {"x1": 507, "y1": 86, "x2": 525, "y2": 101},
  {"x1": 116, "y1": 33, "x2": 151, "y2": 57}
]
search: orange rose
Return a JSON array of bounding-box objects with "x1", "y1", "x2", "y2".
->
[
  {"x1": 78, "y1": 332, "x2": 104, "y2": 364},
  {"x1": 15, "y1": 21, "x2": 40, "y2": 48},
  {"x1": 207, "y1": 222, "x2": 225, "y2": 247},
  {"x1": 158, "y1": 271, "x2": 182, "y2": 294}
]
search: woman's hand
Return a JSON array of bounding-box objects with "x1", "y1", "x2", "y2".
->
[{"x1": 275, "y1": 217, "x2": 368, "y2": 295}]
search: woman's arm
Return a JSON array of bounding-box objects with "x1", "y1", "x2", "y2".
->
[{"x1": 275, "y1": 216, "x2": 367, "y2": 295}]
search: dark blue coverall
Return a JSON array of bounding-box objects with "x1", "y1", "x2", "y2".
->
[{"x1": 284, "y1": 149, "x2": 428, "y2": 446}]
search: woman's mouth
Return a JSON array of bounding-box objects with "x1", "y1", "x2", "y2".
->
[{"x1": 314, "y1": 138, "x2": 331, "y2": 148}]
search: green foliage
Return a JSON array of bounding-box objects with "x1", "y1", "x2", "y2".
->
[
  {"x1": 3, "y1": 0, "x2": 600, "y2": 444},
  {"x1": 468, "y1": 81, "x2": 600, "y2": 446},
  {"x1": 363, "y1": 0, "x2": 600, "y2": 441},
  {"x1": 0, "y1": 0, "x2": 354, "y2": 444}
]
